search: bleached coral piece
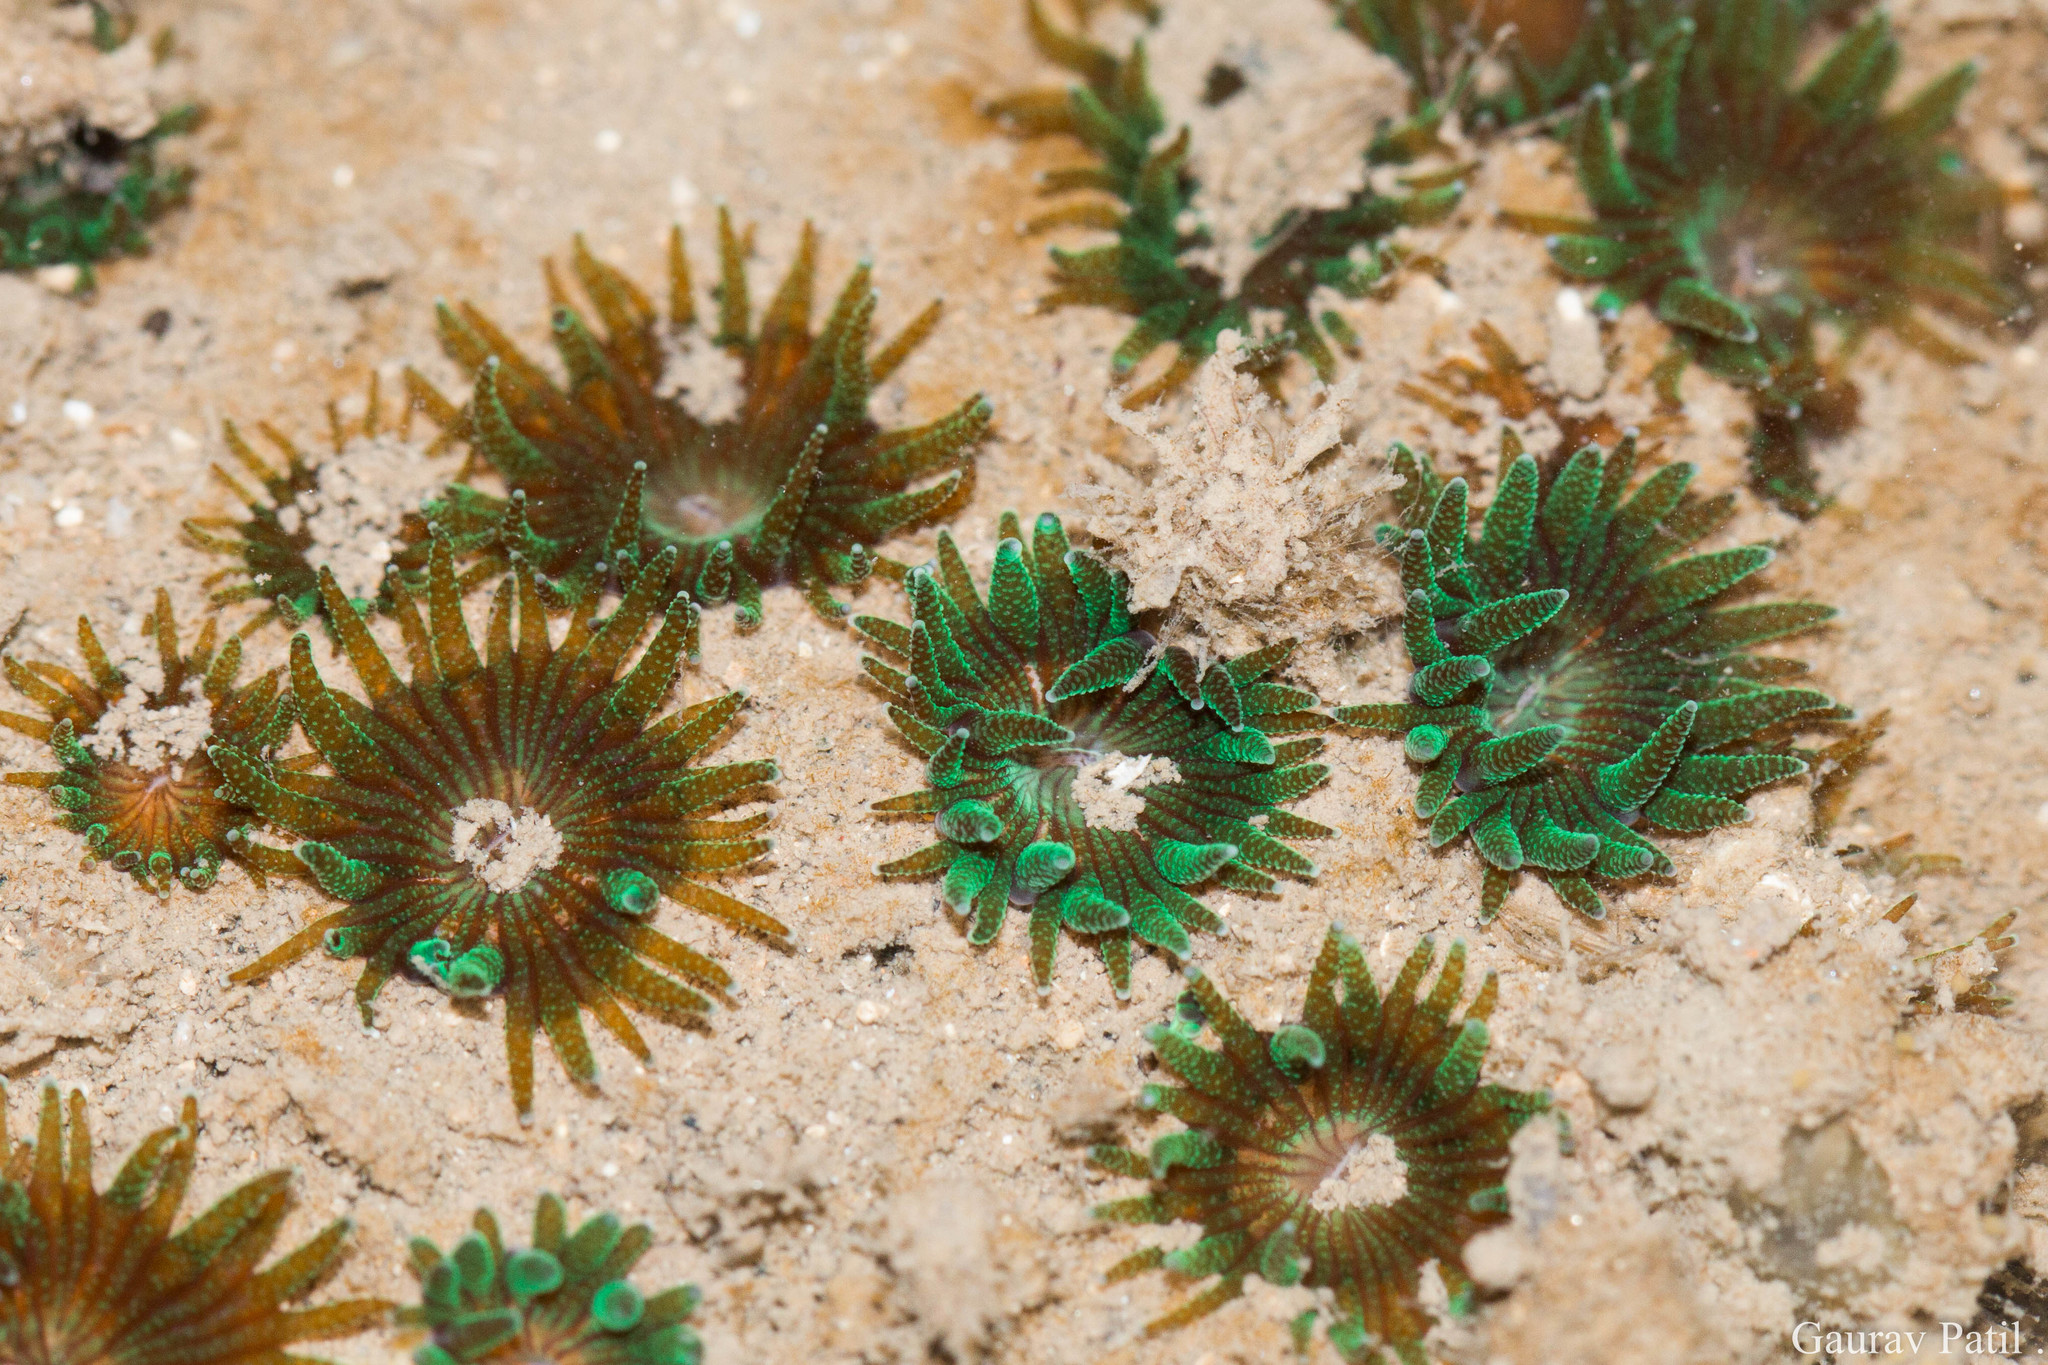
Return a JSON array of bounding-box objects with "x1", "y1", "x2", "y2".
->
[{"x1": 1072, "y1": 337, "x2": 1399, "y2": 683}]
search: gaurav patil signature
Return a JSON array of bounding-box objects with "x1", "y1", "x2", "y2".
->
[{"x1": 1792, "y1": 1321, "x2": 2028, "y2": 1356}]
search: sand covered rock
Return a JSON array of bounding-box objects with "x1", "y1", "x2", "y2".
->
[
  {"x1": 1142, "y1": 0, "x2": 1409, "y2": 293},
  {"x1": 1451, "y1": 803, "x2": 2043, "y2": 1362},
  {"x1": 1072, "y1": 336, "x2": 1400, "y2": 692},
  {"x1": 0, "y1": 10, "x2": 160, "y2": 187}
]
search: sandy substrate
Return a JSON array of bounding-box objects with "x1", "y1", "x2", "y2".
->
[{"x1": 2, "y1": 1, "x2": 2047, "y2": 1362}]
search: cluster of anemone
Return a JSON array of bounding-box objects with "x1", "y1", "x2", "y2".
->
[
  {"x1": 856, "y1": 512, "x2": 1330, "y2": 997},
  {"x1": 994, "y1": 1, "x2": 1460, "y2": 401},
  {"x1": 397, "y1": 215, "x2": 988, "y2": 626},
  {"x1": 0, "y1": 0, "x2": 1968, "y2": 1352},
  {"x1": 8, "y1": 204, "x2": 1000, "y2": 1133},
  {"x1": 1091, "y1": 926, "x2": 1550, "y2": 1360},
  {"x1": 0, "y1": 1083, "x2": 705, "y2": 1365},
  {"x1": 1534, "y1": 0, "x2": 2015, "y2": 511},
  {"x1": 1340, "y1": 436, "x2": 1840, "y2": 920},
  {"x1": 0, "y1": 588, "x2": 296, "y2": 896},
  {"x1": 1322, "y1": 0, "x2": 2018, "y2": 514},
  {"x1": 0, "y1": 1084, "x2": 389, "y2": 1365}
]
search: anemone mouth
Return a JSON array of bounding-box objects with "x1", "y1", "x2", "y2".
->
[
  {"x1": 1487, "y1": 653, "x2": 1592, "y2": 738},
  {"x1": 99, "y1": 758, "x2": 221, "y2": 827},
  {"x1": 1693, "y1": 182, "x2": 1828, "y2": 307},
  {"x1": 135, "y1": 765, "x2": 185, "y2": 806},
  {"x1": 510, "y1": 1334, "x2": 571, "y2": 1364},
  {"x1": 446, "y1": 797, "x2": 567, "y2": 895},
  {"x1": 85, "y1": 757, "x2": 234, "y2": 892},
  {"x1": 1006, "y1": 723, "x2": 1163, "y2": 837},
  {"x1": 1020, "y1": 744, "x2": 1087, "y2": 772},
  {"x1": 640, "y1": 459, "x2": 770, "y2": 544},
  {"x1": 1272, "y1": 1117, "x2": 1413, "y2": 1214},
  {"x1": 1015, "y1": 677, "x2": 1136, "y2": 775}
]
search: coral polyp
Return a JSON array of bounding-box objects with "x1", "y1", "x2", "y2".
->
[
  {"x1": 402, "y1": 213, "x2": 989, "y2": 625},
  {"x1": 0, "y1": 1084, "x2": 389, "y2": 1365},
  {"x1": 1538, "y1": 0, "x2": 2013, "y2": 510},
  {"x1": 185, "y1": 373, "x2": 450, "y2": 630},
  {"x1": 996, "y1": 2, "x2": 1459, "y2": 400},
  {"x1": 1, "y1": 588, "x2": 294, "y2": 895},
  {"x1": 218, "y1": 539, "x2": 786, "y2": 1117},
  {"x1": 1338, "y1": 437, "x2": 1841, "y2": 920},
  {"x1": 856, "y1": 512, "x2": 1329, "y2": 997},
  {"x1": 1090, "y1": 927, "x2": 1548, "y2": 1361},
  {"x1": 400, "y1": 1194, "x2": 702, "y2": 1365},
  {"x1": 0, "y1": 9, "x2": 197, "y2": 288}
]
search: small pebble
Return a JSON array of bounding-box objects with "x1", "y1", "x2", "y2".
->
[{"x1": 1546, "y1": 288, "x2": 1606, "y2": 399}]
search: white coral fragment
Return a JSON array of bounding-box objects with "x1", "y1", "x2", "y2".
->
[{"x1": 1071, "y1": 339, "x2": 1398, "y2": 690}]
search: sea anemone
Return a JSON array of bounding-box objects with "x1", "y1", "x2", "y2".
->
[
  {"x1": 184, "y1": 373, "x2": 451, "y2": 630},
  {"x1": 856, "y1": 512, "x2": 1329, "y2": 998},
  {"x1": 1536, "y1": 0, "x2": 2013, "y2": 510},
  {"x1": 399, "y1": 213, "x2": 988, "y2": 626},
  {"x1": 994, "y1": 1, "x2": 1460, "y2": 402},
  {"x1": 400, "y1": 1194, "x2": 701, "y2": 1365},
  {"x1": 1090, "y1": 926, "x2": 1549, "y2": 1361},
  {"x1": 1337, "y1": 436, "x2": 1841, "y2": 921},
  {"x1": 217, "y1": 539, "x2": 785, "y2": 1118},
  {"x1": 0, "y1": 83, "x2": 195, "y2": 286},
  {"x1": 0, "y1": 588, "x2": 295, "y2": 895},
  {"x1": 0, "y1": 1084, "x2": 389, "y2": 1365}
]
